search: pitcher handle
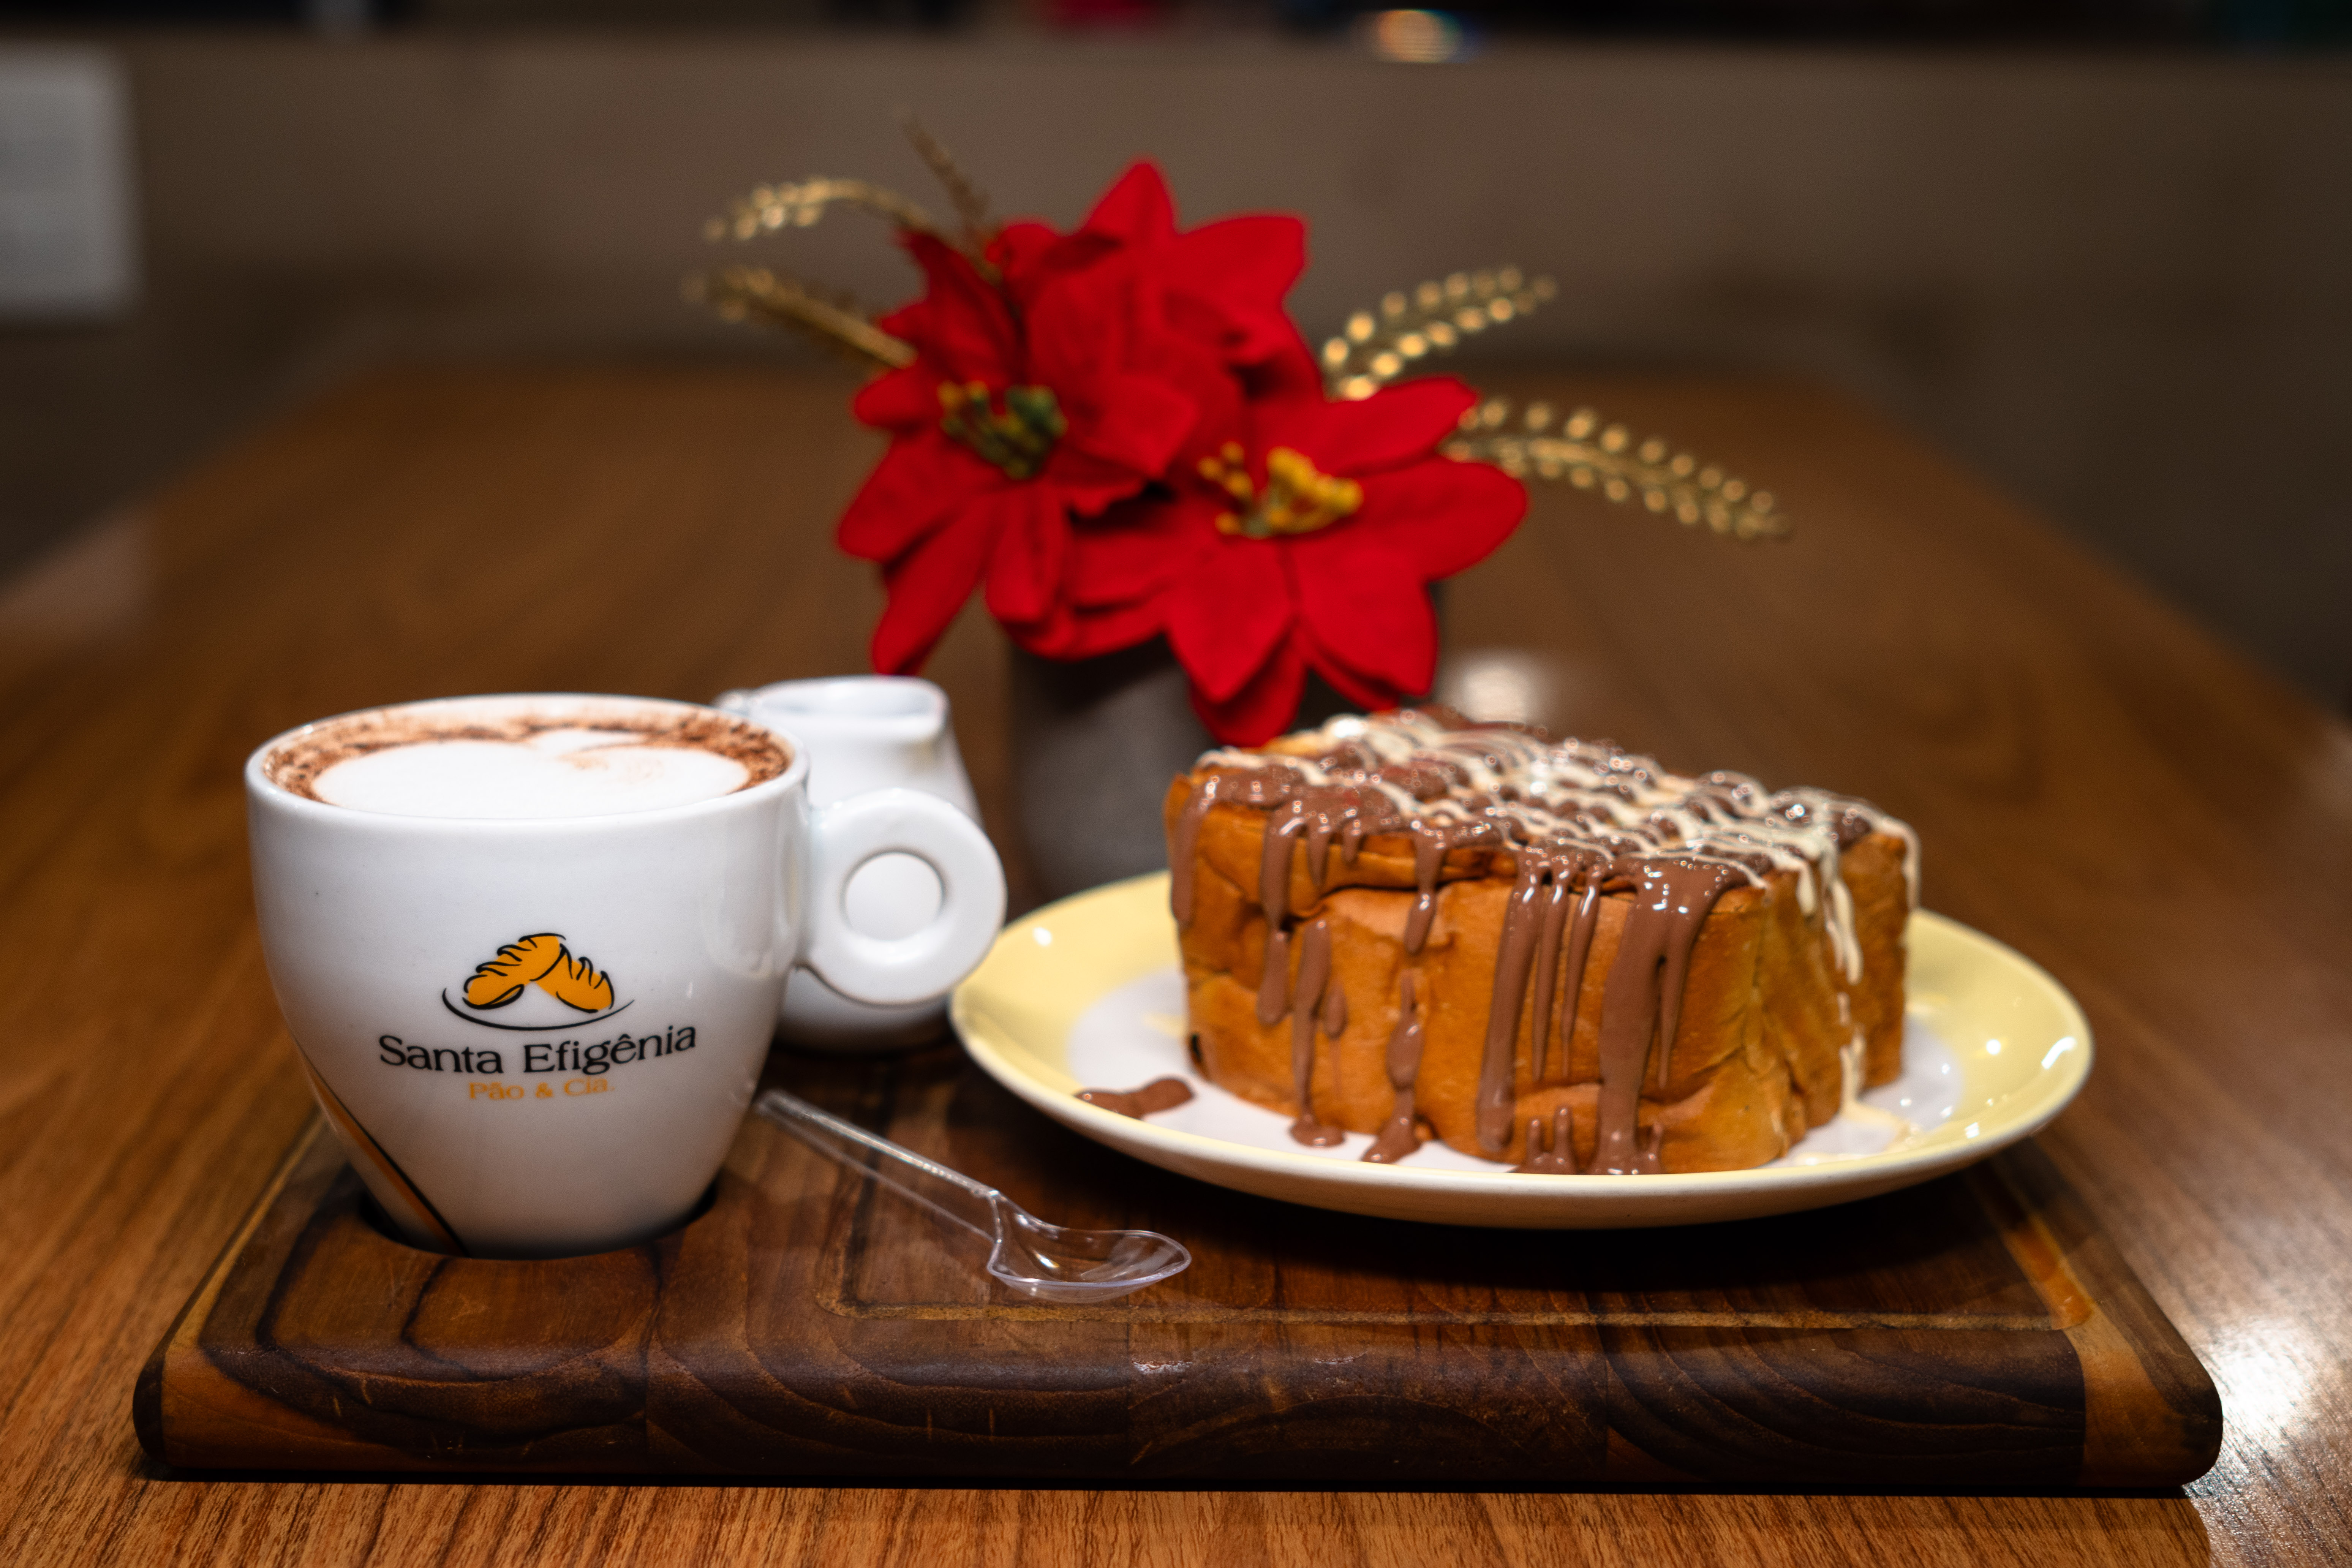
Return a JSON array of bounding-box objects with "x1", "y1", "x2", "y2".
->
[{"x1": 803, "y1": 788, "x2": 1005, "y2": 1006}]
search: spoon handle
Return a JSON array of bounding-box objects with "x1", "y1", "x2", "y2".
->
[{"x1": 753, "y1": 1087, "x2": 1007, "y2": 1242}]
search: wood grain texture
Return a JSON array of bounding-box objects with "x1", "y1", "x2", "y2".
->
[
  {"x1": 130, "y1": 1057, "x2": 2218, "y2": 1488},
  {"x1": 3, "y1": 367, "x2": 2347, "y2": 1564}
]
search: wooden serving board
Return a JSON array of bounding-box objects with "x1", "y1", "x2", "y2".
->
[{"x1": 136, "y1": 1046, "x2": 2220, "y2": 1486}]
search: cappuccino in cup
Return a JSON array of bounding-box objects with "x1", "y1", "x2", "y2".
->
[
  {"x1": 247, "y1": 693, "x2": 1005, "y2": 1258},
  {"x1": 267, "y1": 702, "x2": 789, "y2": 819}
]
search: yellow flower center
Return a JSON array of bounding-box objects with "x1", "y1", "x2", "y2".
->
[{"x1": 1201, "y1": 444, "x2": 1363, "y2": 538}]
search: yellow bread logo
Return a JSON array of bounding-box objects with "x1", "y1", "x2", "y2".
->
[{"x1": 462, "y1": 933, "x2": 614, "y2": 1014}]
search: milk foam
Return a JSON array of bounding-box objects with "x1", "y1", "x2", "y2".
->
[{"x1": 315, "y1": 727, "x2": 752, "y2": 819}]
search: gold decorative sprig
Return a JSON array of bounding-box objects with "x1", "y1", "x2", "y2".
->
[
  {"x1": 689, "y1": 136, "x2": 1792, "y2": 541},
  {"x1": 703, "y1": 176, "x2": 980, "y2": 259},
  {"x1": 898, "y1": 111, "x2": 994, "y2": 248},
  {"x1": 1443, "y1": 398, "x2": 1789, "y2": 541},
  {"x1": 1322, "y1": 268, "x2": 1557, "y2": 400},
  {"x1": 694, "y1": 124, "x2": 1000, "y2": 366},
  {"x1": 690, "y1": 266, "x2": 915, "y2": 371}
]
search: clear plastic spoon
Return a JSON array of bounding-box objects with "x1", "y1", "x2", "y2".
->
[{"x1": 753, "y1": 1087, "x2": 1191, "y2": 1303}]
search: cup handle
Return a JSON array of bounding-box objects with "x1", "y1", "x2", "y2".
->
[{"x1": 803, "y1": 788, "x2": 1006, "y2": 1007}]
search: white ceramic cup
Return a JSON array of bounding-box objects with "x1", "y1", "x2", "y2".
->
[
  {"x1": 244, "y1": 692, "x2": 1006, "y2": 1259},
  {"x1": 716, "y1": 675, "x2": 981, "y2": 1053}
]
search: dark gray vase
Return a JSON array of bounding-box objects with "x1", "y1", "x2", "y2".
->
[{"x1": 1007, "y1": 639, "x2": 1356, "y2": 904}]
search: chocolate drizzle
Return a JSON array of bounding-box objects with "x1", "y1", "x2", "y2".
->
[
  {"x1": 1524, "y1": 871, "x2": 1574, "y2": 1082},
  {"x1": 1512, "y1": 1108, "x2": 1579, "y2": 1174},
  {"x1": 1477, "y1": 860, "x2": 1554, "y2": 1149},
  {"x1": 1168, "y1": 771, "x2": 1222, "y2": 925},
  {"x1": 1173, "y1": 710, "x2": 1918, "y2": 1174},
  {"x1": 1585, "y1": 858, "x2": 1742, "y2": 1173},
  {"x1": 1364, "y1": 970, "x2": 1425, "y2": 1163},
  {"x1": 1261, "y1": 800, "x2": 1308, "y2": 927},
  {"x1": 1406, "y1": 827, "x2": 1446, "y2": 953},
  {"x1": 1287, "y1": 918, "x2": 1345, "y2": 1146},
  {"x1": 1555, "y1": 881, "x2": 1604, "y2": 1077},
  {"x1": 1256, "y1": 927, "x2": 1291, "y2": 1027}
]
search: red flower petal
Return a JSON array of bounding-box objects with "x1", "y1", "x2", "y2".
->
[
  {"x1": 1166, "y1": 214, "x2": 1307, "y2": 363},
  {"x1": 987, "y1": 221, "x2": 1061, "y2": 280},
  {"x1": 1009, "y1": 592, "x2": 1163, "y2": 662},
  {"x1": 1081, "y1": 161, "x2": 1179, "y2": 247},
  {"x1": 1192, "y1": 636, "x2": 1309, "y2": 747},
  {"x1": 1239, "y1": 341, "x2": 1327, "y2": 408},
  {"x1": 1131, "y1": 327, "x2": 1247, "y2": 468},
  {"x1": 1024, "y1": 252, "x2": 1138, "y2": 383},
  {"x1": 1058, "y1": 368, "x2": 1196, "y2": 482},
  {"x1": 1293, "y1": 542, "x2": 1438, "y2": 698},
  {"x1": 1164, "y1": 539, "x2": 1292, "y2": 703},
  {"x1": 1041, "y1": 448, "x2": 1157, "y2": 518},
  {"x1": 902, "y1": 233, "x2": 1021, "y2": 383},
  {"x1": 997, "y1": 230, "x2": 1120, "y2": 315},
  {"x1": 870, "y1": 507, "x2": 997, "y2": 675},
  {"x1": 1343, "y1": 457, "x2": 1527, "y2": 581},
  {"x1": 1260, "y1": 376, "x2": 1480, "y2": 476},
  {"x1": 982, "y1": 485, "x2": 1069, "y2": 629},
  {"x1": 1299, "y1": 649, "x2": 1402, "y2": 716},
  {"x1": 1021, "y1": 264, "x2": 1200, "y2": 485},
  {"x1": 838, "y1": 436, "x2": 994, "y2": 564},
  {"x1": 1067, "y1": 498, "x2": 1204, "y2": 607},
  {"x1": 1060, "y1": 595, "x2": 1164, "y2": 659},
  {"x1": 871, "y1": 295, "x2": 928, "y2": 349},
  {"x1": 850, "y1": 364, "x2": 939, "y2": 432}
]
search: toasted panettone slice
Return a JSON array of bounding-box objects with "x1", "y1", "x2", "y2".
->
[{"x1": 1165, "y1": 711, "x2": 1915, "y2": 1174}]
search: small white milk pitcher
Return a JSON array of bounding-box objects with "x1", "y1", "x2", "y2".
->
[{"x1": 716, "y1": 676, "x2": 985, "y2": 1052}]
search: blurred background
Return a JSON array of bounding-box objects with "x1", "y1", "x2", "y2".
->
[{"x1": 1, "y1": 1, "x2": 2346, "y2": 706}]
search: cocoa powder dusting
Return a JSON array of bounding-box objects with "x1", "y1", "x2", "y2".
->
[{"x1": 266, "y1": 699, "x2": 789, "y2": 803}]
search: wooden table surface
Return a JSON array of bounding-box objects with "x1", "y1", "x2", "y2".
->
[{"x1": 2, "y1": 365, "x2": 2346, "y2": 1566}]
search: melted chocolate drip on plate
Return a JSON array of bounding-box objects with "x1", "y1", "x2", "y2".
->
[{"x1": 1077, "y1": 1078, "x2": 1196, "y2": 1119}]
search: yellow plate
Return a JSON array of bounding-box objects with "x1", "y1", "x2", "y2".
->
[{"x1": 951, "y1": 873, "x2": 2092, "y2": 1228}]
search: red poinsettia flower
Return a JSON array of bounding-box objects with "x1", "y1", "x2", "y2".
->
[
  {"x1": 839, "y1": 234, "x2": 1205, "y2": 672},
  {"x1": 1066, "y1": 364, "x2": 1527, "y2": 745},
  {"x1": 833, "y1": 157, "x2": 1532, "y2": 743},
  {"x1": 839, "y1": 162, "x2": 1315, "y2": 673},
  {"x1": 992, "y1": 162, "x2": 1314, "y2": 392}
]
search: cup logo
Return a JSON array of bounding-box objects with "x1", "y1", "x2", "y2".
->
[
  {"x1": 444, "y1": 933, "x2": 630, "y2": 1029},
  {"x1": 343, "y1": 929, "x2": 701, "y2": 1253}
]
